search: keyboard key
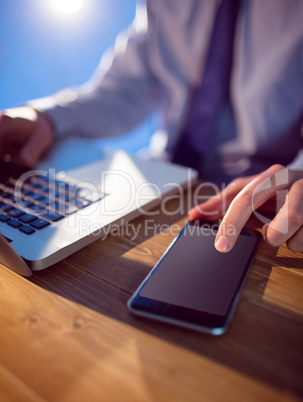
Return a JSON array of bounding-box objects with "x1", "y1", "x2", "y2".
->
[
  {"x1": 0, "y1": 177, "x2": 101, "y2": 237},
  {"x1": 8, "y1": 208, "x2": 24, "y2": 218},
  {"x1": 41, "y1": 211, "x2": 64, "y2": 222},
  {"x1": 19, "y1": 214, "x2": 37, "y2": 224},
  {"x1": 26, "y1": 180, "x2": 41, "y2": 189},
  {"x1": 0, "y1": 213, "x2": 9, "y2": 222},
  {"x1": 19, "y1": 225, "x2": 36, "y2": 235},
  {"x1": 56, "y1": 182, "x2": 75, "y2": 192},
  {"x1": 21, "y1": 200, "x2": 34, "y2": 208},
  {"x1": 5, "y1": 193, "x2": 16, "y2": 203},
  {"x1": 29, "y1": 193, "x2": 44, "y2": 201},
  {"x1": 48, "y1": 189, "x2": 60, "y2": 198},
  {"x1": 38, "y1": 196, "x2": 54, "y2": 206},
  {"x1": 38, "y1": 185, "x2": 49, "y2": 193},
  {"x1": 30, "y1": 219, "x2": 50, "y2": 230},
  {"x1": 28, "y1": 204, "x2": 46, "y2": 213},
  {"x1": 0, "y1": 203, "x2": 13, "y2": 213},
  {"x1": 7, "y1": 219, "x2": 22, "y2": 228},
  {"x1": 21, "y1": 188, "x2": 34, "y2": 196}
]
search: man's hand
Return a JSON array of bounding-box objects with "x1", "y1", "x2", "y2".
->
[
  {"x1": 188, "y1": 164, "x2": 303, "y2": 253},
  {"x1": 0, "y1": 107, "x2": 54, "y2": 168}
]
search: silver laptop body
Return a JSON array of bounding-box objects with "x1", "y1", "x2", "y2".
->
[{"x1": 0, "y1": 137, "x2": 197, "y2": 275}]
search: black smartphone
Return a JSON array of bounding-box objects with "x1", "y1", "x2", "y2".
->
[{"x1": 128, "y1": 220, "x2": 261, "y2": 335}]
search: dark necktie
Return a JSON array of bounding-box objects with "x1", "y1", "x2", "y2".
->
[{"x1": 172, "y1": 0, "x2": 241, "y2": 171}]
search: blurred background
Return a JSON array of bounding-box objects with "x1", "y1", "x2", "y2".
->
[{"x1": 0, "y1": 0, "x2": 155, "y2": 152}]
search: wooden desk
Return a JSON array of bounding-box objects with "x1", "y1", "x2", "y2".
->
[{"x1": 0, "y1": 187, "x2": 303, "y2": 402}]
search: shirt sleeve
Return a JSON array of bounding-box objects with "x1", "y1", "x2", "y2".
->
[{"x1": 29, "y1": 1, "x2": 165, "y2": 139}]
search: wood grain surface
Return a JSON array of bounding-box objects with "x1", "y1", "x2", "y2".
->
[{"x1": 0, "y1": 187, "x2": 302, "y2": 402}]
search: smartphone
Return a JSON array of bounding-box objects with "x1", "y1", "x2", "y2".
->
[{"x1": 128, "y1": 220, "x2": 261, "y2": 335}]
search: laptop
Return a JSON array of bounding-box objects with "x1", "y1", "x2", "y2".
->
[{"x1": 0, "y1": 137, "x2": 197, "y2": 276}]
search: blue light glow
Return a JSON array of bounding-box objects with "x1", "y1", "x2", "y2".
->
[{"x1": 0, "y1": 0, "x2": 137, "y2": 109}]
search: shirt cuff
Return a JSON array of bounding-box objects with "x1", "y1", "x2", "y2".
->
[{"x1": 27, "y1": 91, "x2": 79, "y2": 139}]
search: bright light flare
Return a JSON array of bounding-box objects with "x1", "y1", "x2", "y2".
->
[{"x1": 50, "y1": 0, "x2": 84, "y2": 15}]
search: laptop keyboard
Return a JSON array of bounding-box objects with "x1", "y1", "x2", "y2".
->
[{"x1": 0, "y1": 173, "x2": 104, "y2": 235}]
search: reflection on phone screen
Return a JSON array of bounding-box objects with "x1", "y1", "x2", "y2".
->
[{"x1": 140, "y1": 224, "x2": 258, "y2": 316}]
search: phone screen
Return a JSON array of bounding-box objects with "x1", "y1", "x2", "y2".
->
[{"x1": 128, "y1": 221, "x2": 260, "y2": 335}]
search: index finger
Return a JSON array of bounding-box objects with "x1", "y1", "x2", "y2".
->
[{"x1": 214, "y1": 165, "x2": 297, "y2": 252}]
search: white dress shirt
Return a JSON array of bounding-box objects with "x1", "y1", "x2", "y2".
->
[{"x1": 31, "y1": 0, "x2": 303, "y2": 182}]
